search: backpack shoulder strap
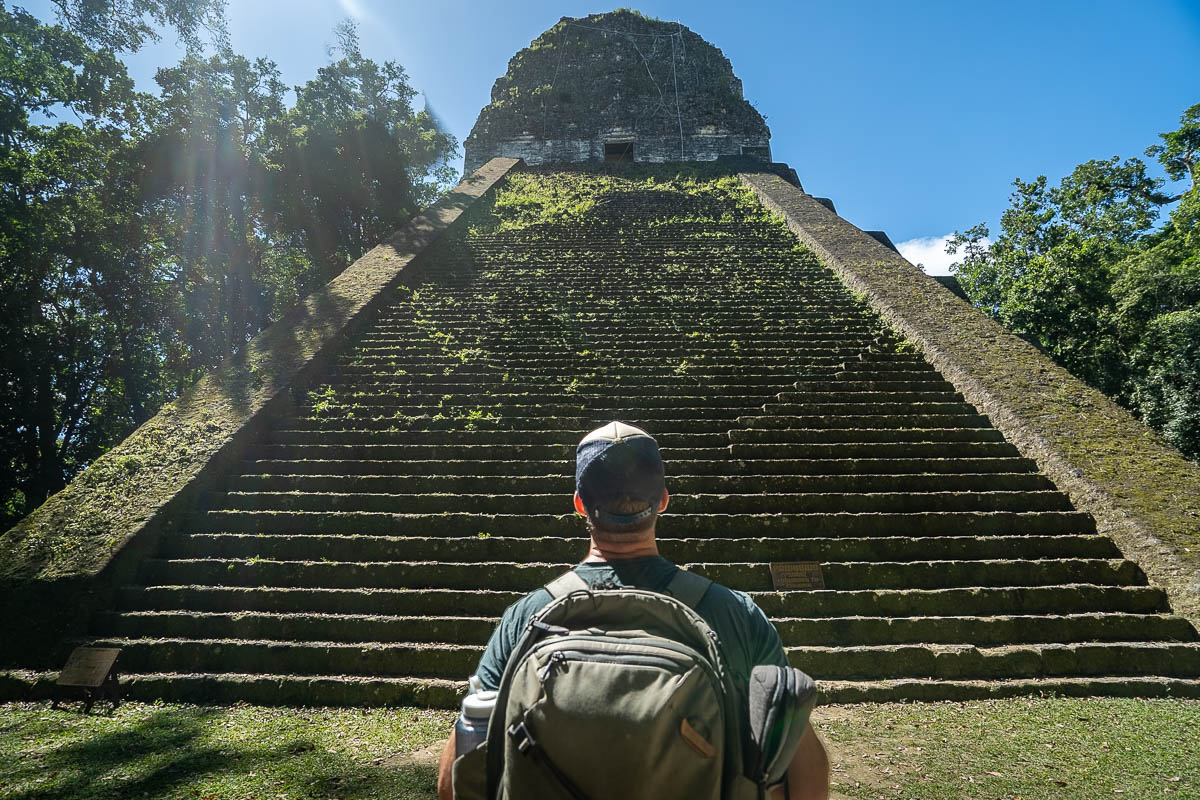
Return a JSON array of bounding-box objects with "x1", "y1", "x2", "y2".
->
[
  {"x1": 545, "y1": 570, "x2": 589, "y2": 599},
  {"x1": 665, "y1": 569, "x2": 712, "y2": 610}
]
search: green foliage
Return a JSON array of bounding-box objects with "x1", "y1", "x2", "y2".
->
[
  {"x1": 49, "y1": 0, "x2": 227, "y2": 53},
  {"x1": 950, "y1": 103, "x2": 1200, "y2": 459},
  {"x1": 0, "y1": 9, "x2": 457, "y2": 530}
]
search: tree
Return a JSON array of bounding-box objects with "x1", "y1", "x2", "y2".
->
[
  {"x1": 949, "y1": 157, "x2": 1165, "y2": 394},
  {"x1": 266, "y1": 22, "x2": 457, "y2": 282},
  {"x1": 48, "y1": 0, "x2": 227, "y2": 52},
  {"x1": 0, "y1": 6, "x2": 158, "y2": 517},
  {"x1": 141, "y1": 51, "x2": 287, "y2": 369},
  {"x1": 0, "y1": 9, "x2": 459, "y2": 531},
  {"x1": 949, "y1": 105, "x2": 1200, "y2": 459}
]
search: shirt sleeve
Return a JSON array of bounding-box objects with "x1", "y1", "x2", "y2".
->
[
  {"x1": 474, "y1": 590, "x2": 551, "y2": 690},
  {"x1": 744, "y1": 596, "x2": 789, "y2": 669}
]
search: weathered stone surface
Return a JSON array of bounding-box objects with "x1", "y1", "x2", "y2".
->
[
  {"x1": 740, "y1": 170, "x2": 1200, "y2": 626},
  {"x1": 0, "y1": 157, "x2": 521, "y2": 590},
  {"x1": 465, "y1": 11, "x2": 771, "y2": 172}
]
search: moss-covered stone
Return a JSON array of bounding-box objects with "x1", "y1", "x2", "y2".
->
[
  {"x1": 740, "y1": 170, "x2": 1200, "y2": 626},
  {"x1": 465, "y1": 11, "x2": 770, "y2": 171}
]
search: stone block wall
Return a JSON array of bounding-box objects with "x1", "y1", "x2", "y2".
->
[{"x1": 465, "y1": 133, "x2": 771, "y2": 175}]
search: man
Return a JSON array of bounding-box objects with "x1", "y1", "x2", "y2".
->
[{"x1": 437, "y1": 421, "x2": 830, "y2": 800}]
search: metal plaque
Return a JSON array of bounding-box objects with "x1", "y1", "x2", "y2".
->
[
  {"x1": 769, "y1": 562, "x2": 825, "y2": 591},
  {"x1": 56, "y1": 647, "x2": 120, "y2": 688}
]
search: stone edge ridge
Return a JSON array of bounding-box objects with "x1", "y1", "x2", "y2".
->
[
  {"x1": 739, "y1": 170, "x2": 1200, "y2": 628},
  {"x1": 0, "y1": 157, "x2": 522, "y2": 593}
]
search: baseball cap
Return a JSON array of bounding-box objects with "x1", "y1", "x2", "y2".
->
[{"x1": 575, "y1": 421, "x2": 666, "y2": 527}]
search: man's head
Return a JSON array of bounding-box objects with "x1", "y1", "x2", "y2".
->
[{"x1": 574, "y1": 421, "x2": 669, "y2": 540}]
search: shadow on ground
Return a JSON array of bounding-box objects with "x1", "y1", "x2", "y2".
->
[{"x1": 0, "y1": 702, "x2": 450, "y2": 800}]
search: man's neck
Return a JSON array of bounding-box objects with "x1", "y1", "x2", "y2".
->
[{"x1": 583, "y1": 535, "x2": 660, "y2": 562}]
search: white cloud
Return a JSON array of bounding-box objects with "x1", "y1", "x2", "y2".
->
[
  {"x1": 896, "y1": 233, "x2": 986, "y2": 277},
  {"x1": 337, "y1": 0, "x2": 367, "y2": 19}
]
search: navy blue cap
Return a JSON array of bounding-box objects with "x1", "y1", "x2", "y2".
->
[{"x1": 575, "y1": 421, "x2": 666, "y2": 527}]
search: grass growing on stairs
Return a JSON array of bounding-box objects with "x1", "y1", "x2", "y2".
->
[{"x1": 2, "y1": 698, "x2": 1196, "y2": 800}]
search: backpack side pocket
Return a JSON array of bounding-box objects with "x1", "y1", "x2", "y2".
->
[
  {"x1": 746, "y1": 665, "x2": 818, "y2": 787},
  {"x1": 452, "y1": 742, "x2": 488, "y2": 800}
]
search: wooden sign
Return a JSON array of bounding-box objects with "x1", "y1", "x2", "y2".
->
[
  {"x1": 57, "y1": 647, "x2": 119, "y2": 688},
  {"x1": 52, "y1": 647, "x2": 122, "y2": 714},
  {"x1": 769, "y1": 562, "x2": 825, "y2": 591}
]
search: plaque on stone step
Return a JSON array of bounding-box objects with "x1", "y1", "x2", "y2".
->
[
  {"x1": 52, "y1": 647, "x2": 122, "y2": 713},
  {"x1": 769, "y1": 562, "x2": 824, "y2": 591},
  {"x1": 56, "y1": 647, "x2": 119, "y2": 687}
]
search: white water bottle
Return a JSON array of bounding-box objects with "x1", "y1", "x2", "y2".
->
[{"x1": 455, "y1": 675, "x2": 497, "y2": 757}]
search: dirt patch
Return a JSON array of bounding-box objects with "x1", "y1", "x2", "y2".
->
[
  {"x1": 379, "y1": 740, "x2": 444, "y2": 769},
  {"x1": 814, "y1": 705, "x2": 929, "y2": 799}
]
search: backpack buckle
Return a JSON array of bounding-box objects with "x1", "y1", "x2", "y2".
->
[{"x1": 507, "y1": 719, "x2": 538, "y2": 755}]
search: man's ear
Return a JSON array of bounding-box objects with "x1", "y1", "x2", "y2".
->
[
  {"x1": 573, "y1": 492, "x2": 587, "y2": 517},
  {"x1": 658, "y1": 489, "x2": 670, "y2": 513}
]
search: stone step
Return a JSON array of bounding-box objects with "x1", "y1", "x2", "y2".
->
[
  {"x1": 793, "y1": 380, "x2": 957, "y2": 392},
  {"x1": 773, "y1": 391, "x2": 966, "y2": 403},
  {"x1": 230, "y1": 472, "x2": 1056, "y2": 494},
  {"x1": 755, "y1": 402, "x2": 977, "y2": 416},
  {"x1": 247, "y1": 441, "x2": 1025, "y2": 461},
  {"x1": 264, "y1": 430, "x2": 732, "y2": 448},
  {"x1": 729, "y1": 428, "x2": 1007, "y2": 444},
  {"x1": 790, "y1": 642, "x2": 1200, "y2": 681},
  {"x1": 271, "y1": 428, "x2": 1008, "y2": 447},
  {"x1": 356, "y1": 332, "x2": 879, "y2": 346},
  {"x1": 316, "y1": 380, "x2": 789, "y2": 396},
  {"x1": 191, "y1": 509, "x2": 1097, "y2": 537},
  {"x1": 335, "y1": 363, "x2": 828, "y2": 377},
  {"x1": 337, "y1": 356, "x2": 856, "y2": 372},
  {"x1": 364, "y1": 323, "x2": 879, "y2": 337},
  {"x1": 340, "y1": 350, "x2": 871, "y2": 365},
  {"x1": 305, "y1": 391, "x2": 778, "y2": 408},
  {"x1": 141, "y1": 557, "x2": 1139, "y2": 592},
  {"x1": 162, "y1": 533, "x2": 1118, "y2": 563},
  {"x1": 325, "y1": 372, "x2": 806, "y2": 388},
  {"x1": 238, "y1": 456, "x2": 1042, "y2": 477},
  {"x1": 832, "y1": 370, "x2": 943, "y2": 382},
  {"x1": 116, "y1": 583, "x2": 1171, "y2": 618},
  {"x1": 247, "y1": 442, "x2": 726, "y2": 460},
  {"x1": 209, "y1": 490, "x2": 1075, "y2": 515},
  {"x1": 740, "y1": 413, "x2": 990, "y2": 429},
  {"x1": 283, "y1": 416, "x2": 733, "y2": 434},
  {"x1": 12, "y1": 670, "x2": 1198, "y2": 709},
  {"x1": 346, "y1": 344, "x2": 914, "y2": 359},
  {"x1": 730, "y1": 442, "x2": 1023, "y2": 458},
  {"x1": 92, "y1": 610, "x2": 1196, "y2": 648},
  {"x1": 80, "y1": 637, "x2": 1200, "y2": 682}
]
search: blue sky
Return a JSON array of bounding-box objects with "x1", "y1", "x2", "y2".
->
[{"x1": 24, "y1": 0, "x2": 1200, "y2": 274}]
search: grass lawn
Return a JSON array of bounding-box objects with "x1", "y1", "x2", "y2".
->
[{"x1": 1, "y1": 697, "x2": 1196, "y2": 799}]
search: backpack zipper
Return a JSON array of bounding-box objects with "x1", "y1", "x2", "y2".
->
[{"x1": 537, "y1": 650, "x2": 568, "y2": 681}]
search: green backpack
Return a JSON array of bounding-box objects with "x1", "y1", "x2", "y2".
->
[{"x1": 453, "y1": 569, "x2": 816, "y2": 800}]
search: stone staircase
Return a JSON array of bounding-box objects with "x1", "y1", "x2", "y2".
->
[{"x1": 84, "y1": 171, "x2": 1200, "y2": 705}]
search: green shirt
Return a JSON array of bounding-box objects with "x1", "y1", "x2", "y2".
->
[{"x1": 475, "y1": 556, "x2": 788, "y2": 691}]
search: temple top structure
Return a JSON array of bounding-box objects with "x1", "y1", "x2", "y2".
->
[{"x1": 463, "y1": 10, "x2": 771, "y2": 173}]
